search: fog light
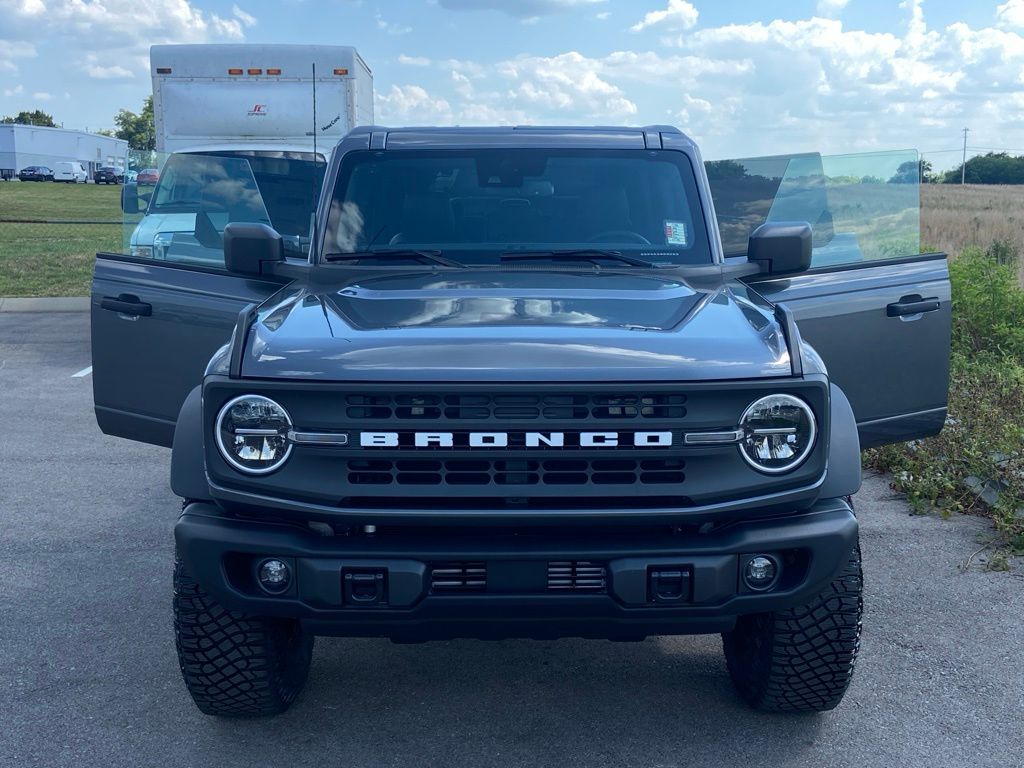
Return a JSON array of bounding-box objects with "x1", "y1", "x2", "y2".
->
[
  {"x1": 257, "y1": 558, "x2": 291, "y2": 594},
  {"x1": 743, "y1": 555, "x2": 778, "y2": 591}
]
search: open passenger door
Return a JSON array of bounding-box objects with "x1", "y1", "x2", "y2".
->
[
  {"x1": 706, "y1": 149, "x2": 951, "y2": 449},
  {"x1": 92, "y1": 151, "x2": 295, "y2": 447}
]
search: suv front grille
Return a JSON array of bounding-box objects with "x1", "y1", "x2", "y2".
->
[
  {"x1": 547, "y1": 561, "x2": 607, "y2": 591},
  {"x1": 347, "y1": 458, "x2": 686, "y2": 486},
  {"x1": 344, "y1": 392, "x2": 687, "y2": 421},
  {"x1": 430, "y1": 562, "x2": 486, "y2": 592}
]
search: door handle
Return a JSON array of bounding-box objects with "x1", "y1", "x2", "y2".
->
[
  {"x1": 886, "y1": 295, "x2": 940, "y2": 317},
  {"x1": 101, "y1": 294, "x2": 152, "y2": 317}
]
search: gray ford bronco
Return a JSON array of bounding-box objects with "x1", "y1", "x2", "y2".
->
[{"x1": 91, "y1": 126, "x2": 950, "y2": 717}]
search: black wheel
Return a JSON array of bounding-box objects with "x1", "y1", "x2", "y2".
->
[
  {"x1": 722, "y1": 543, "x2": 863, "y2": 712},
  {"x1": 173, "y1": 556, "x2": 314, "y2": 717}
]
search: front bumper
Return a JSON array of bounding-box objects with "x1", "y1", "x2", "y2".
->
[{"x1": 175, "y1": 498, "x2": 857, "y2": 640}]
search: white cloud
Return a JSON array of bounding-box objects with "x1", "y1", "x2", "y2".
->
[
  {"x1": 83, "y1": 53, "x2": 134, "y2": 80},
  {"x1": 9, "y1": 0, "x2": 1024, "y2": 168},
  {"x1": 437, "y1": 0, "x2": 605, "y2": 18},
  {"x1": 368, "y1": 3, "x2": 1024, "y2": 163},
  {"x1": 996, "y1": 0, "x2": 1024, "y2": 27},
  {"x1": 441, "y1": 59, "x2": 487, "y2": 78},
  {"x1": 816, "y1": 0, "x2": 851, "y2": 17},
  {"x1": 232, "y1": 4, "x2": 257, "y2": 27},
  {"x1": 0, "y1": 0, "x2": 258, "y2": 95},
  {"x1": 3, "y1": 84, "x2": 24, "y2": 97},
  {"x1": 398, "y1": 54, "x2": 432, "y2": 66},
  {"x1": 0, "y1": 0, "x2": 256, "y2": 45},
  {"x1": 630, "y1": 0, "x2": 698, "y2": 32},
  {"x1": 375, "y1": 84, "x2": 453, "y2": 124},
  {"x1": 208, "y1": 4, "x2": 256, "y2": 37},
  {"x1": 595, "y1": 11, "x2": 611, "y2": 20},
  {"x1": 376, "y1": 12, "x2": 412, "y2": 35},
  {"x1": 31, "y1": 91, "x2": 52, "y2": 100},
  {"x1": 498, "y1": 52, "x2": 637, "y2": 117},
  {"x1": 451, "y1": 69, "x2": 474, "y2": 98},
  {"x1": 0, "y1": 39, "x2": 35, "y2": 73}
]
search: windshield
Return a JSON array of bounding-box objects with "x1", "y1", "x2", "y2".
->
[
  {"x1": 323, "y1": 149, "x2": 713, "y2": 265},
  {"x1": 148, "y1": 150, "x2": 326, "y2": 239}
]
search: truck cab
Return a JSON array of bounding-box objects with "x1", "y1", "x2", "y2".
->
[{"x1": 91, "y1": 125, "x2": 950, "y2": 718}]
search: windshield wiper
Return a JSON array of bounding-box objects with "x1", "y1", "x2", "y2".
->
[
  {"x1": 322, "y1": 248, "x2": 466, "y2": 268},
  {"x1": 500, "y1": 249, "x2": 665, "y2": 269}
]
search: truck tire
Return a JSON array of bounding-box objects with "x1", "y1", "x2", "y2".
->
[
  {"x1": 721, "y1": 544, "x2": 863, "y2": 712},
  {"x1": 173, "y1": 557, "x2": 314, "y2": 717}
]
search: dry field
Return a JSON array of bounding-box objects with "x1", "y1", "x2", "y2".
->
[{"x1": 921, "y1": 184, "x2": 1024, "y2": 263}]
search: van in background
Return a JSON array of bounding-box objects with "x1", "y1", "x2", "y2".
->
[{"x1": 54, "y1": 161, "x2": 88, "y2": 183}]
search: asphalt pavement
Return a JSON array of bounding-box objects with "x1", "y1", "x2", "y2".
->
[{"x1": 1, "y1": 312, "x2": 1022, "y2": 768}]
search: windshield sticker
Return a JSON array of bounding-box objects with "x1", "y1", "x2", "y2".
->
[{"x1": 664, "y1": 220, "x2": 689, "y2": 246}]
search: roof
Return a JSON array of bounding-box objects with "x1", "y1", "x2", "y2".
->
[
  {"x1": 0, "y1": 123, "x2": 129, "y2": 146},
  {"x1": 344, "y1": 124, "x2": 695, "y2": 151}
]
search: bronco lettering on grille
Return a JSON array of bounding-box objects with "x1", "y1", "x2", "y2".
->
[{"x1": 358, "y1": 431, "x2": 674, "y2": 448}]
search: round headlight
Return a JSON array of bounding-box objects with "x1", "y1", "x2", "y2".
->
[
  {"x1": 738, "y1": 394, "x2": 816, "y2": 474},
  {"x1": 215, "y1": 395, "x2": 293, "y2": 474}
]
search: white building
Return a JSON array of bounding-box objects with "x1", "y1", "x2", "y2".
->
[{"x1": 0, "y1": 124, "x2": 130, "y2": 177}]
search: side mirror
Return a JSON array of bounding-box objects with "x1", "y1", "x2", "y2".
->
[
  {"x1": 121, "y1": 183, "x2": 139, "y2": 214},
  {"x1": 748, "y1": 221, "x2": 812, "y2": 275},
  {"x1": 224, "y1": 222, "x2": 285, "y2": 276}
]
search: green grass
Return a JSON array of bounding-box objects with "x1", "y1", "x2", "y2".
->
[
  {"x1": 867, "y1": 243, "x2": 1024, "y2": 566},
  {"x1": 0, "y1": 181, "x2": 126, "y2": 297}
]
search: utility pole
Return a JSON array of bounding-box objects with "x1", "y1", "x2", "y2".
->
[{"x1": 961, "y1": 127, "x2": 970, "y2": 185}]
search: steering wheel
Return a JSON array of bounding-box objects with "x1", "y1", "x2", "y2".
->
[{"x1": 589, "y1": 230, "x2": 651, "y2": 245}]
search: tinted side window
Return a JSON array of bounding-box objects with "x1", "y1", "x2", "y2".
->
[
  {"x1": 814, "y1": 151, "x2": 920, "y2": 267},
  {"x1": 706, "y1": 150, "x2": 921, "y2": 268},
  {"x1": 121, "y1": 150, "x2": 325, "y2": 268}
]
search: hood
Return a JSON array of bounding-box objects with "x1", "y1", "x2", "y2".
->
[
  {"x1": 241, "y1": 270, "x2": 792, "y2": 382},
  {"x1": 129, "y1": 213, "x2": 196, "y2": 246}
]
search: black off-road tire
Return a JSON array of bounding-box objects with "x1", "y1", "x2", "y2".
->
[
  {"x1": 173, "y1": 557, "x2": 314, "y2": 717},
  {"x1": 722, "y1": 544, "x2": 863, "y2": 712}
]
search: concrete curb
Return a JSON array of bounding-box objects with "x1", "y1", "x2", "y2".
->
[{"x1": 0, "y1": 297, "x2": 90, "y2": 312}]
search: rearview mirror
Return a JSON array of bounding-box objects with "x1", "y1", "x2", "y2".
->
[
  {"x1": 224, "y1": 222, "x2": 285, "y2": 276},
  {"x1": 748, "y1": 222, "x2": 812, "y2": 275}
]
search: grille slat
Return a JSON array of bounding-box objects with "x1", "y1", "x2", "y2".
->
[
  {"x1": 347, "y1": 458, "x2": 685, "y2": 487},
  {"x1": 344, "y1": 391, "x2": 687, "y2": 421},
  {"x1": 547, "y1": 561, "x2": 607, "y2": 591},
  {"x1": 430, "y1": 562, "x2": 487, "y2": 592}
]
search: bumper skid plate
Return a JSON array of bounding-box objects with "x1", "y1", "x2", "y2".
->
[{"x1": 175, "y1": 499, "x2": 858, "y2": 641}]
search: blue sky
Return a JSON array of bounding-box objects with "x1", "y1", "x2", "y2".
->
[{"x1": 3, "y1": 0, "x2": 1024, "y2": 168}]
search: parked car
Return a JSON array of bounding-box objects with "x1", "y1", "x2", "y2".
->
[
  {"x1": 54, "y1": 161, "x2": 88, "y2": 183},
  {"x1": 94, "y1": 166, "x2": 121, "y2": 185},
  {"x1": 18, "y1": 165, "x2": 54, "y2": 182},
  {"x1": 137, "y1": 168, "x2": 159, "y2": 186},
  {"x1": 123, "y1": 170, "x2": 138, "y2": 184}
]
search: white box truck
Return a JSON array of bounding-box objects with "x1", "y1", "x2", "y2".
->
[{"x1": 126, "y1": 44, "x2": 372, "y2": 263}]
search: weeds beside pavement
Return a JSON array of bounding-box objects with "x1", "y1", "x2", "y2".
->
[{"x1": 867, "y1": 241, "x2": 1024, "y2": 568}]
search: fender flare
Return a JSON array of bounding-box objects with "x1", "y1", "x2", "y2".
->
[
  {"x1": 820, "y1": 383, "x2": 862, "y2": 499},
  {"x1": 170, "y1": 386, "x2": 212, "y2": 501}
]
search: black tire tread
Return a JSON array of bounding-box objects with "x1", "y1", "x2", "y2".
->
[
  {"x1": 722, "y1": 545, "x2": 863, "y2": 713},
  {"x1": 173, "y1": 558, "x2": 313, "y2": 717}
]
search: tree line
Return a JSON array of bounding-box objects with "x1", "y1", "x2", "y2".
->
[{"x1": 7, "y1": 103, "x2": 1024, "y2": 183}]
